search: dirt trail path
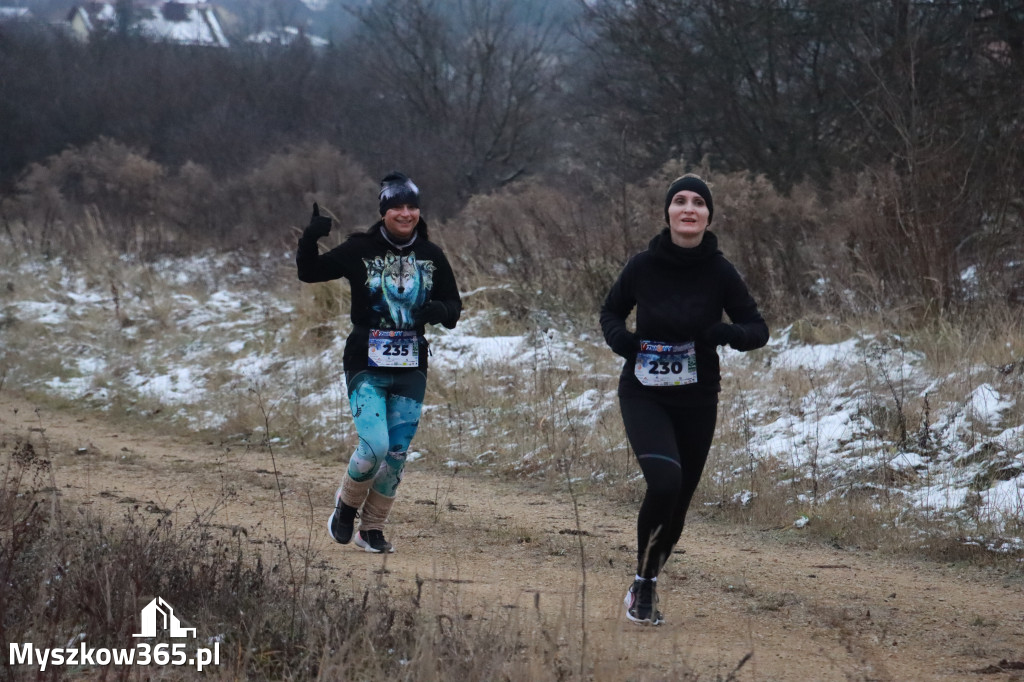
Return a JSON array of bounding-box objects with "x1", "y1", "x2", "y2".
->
[{"x1": 3, "y1": 393, "x2": 1022, "y2": 681}]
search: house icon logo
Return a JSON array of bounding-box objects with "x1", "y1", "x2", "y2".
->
[{"x1": 133, "y1": 597, "x2": 197, "y2": 638}]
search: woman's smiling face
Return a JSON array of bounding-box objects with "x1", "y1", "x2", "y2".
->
[{"x1": 382, "y1": 204, "x2": 420, "y2": 241}]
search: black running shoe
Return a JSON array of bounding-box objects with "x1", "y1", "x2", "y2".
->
[
  {"x1": 327, "y1": 487, "x2": 357, "y2": 544},
  {"x1": 355, "y1": 529, "x2": 394, "y2": 553},
  {"x1": 624, "y1": 578, "x2": 663, "y2": 625}
]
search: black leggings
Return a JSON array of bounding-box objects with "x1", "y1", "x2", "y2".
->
[{"x1": 619, "y1": 393, "x2": 718, "y2": 579}]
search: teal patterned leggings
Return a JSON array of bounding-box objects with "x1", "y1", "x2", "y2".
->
[{"x1": 345, "y1": 369, "x2": 426, "y2": 497}]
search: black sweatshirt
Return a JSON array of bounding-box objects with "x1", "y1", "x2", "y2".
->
[
  {"x1": 296, "y1": 220, "x2": 462, "y2": 373},
  {"x1": 600, "y1": 228, "x2": 768, "y2": 404}
]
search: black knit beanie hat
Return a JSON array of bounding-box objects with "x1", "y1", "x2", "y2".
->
[
  {"x1": 378, "y1": 171, "x2": 420, "y2": 215},
  {"x1": 664, "y1": 174, "x2": 713, "y2": 224}
]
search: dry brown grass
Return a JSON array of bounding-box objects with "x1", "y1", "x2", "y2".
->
[{"x1": 3, "y1": 433, "x2": 722, "y2": 682}]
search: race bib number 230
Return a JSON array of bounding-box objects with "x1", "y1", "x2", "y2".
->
[
  {"x1": 368, "y1": 330, "x2": 419, "y2": 368},
  {"x1": 634, "y1": 340, "x2": 697, "y2": 387}
]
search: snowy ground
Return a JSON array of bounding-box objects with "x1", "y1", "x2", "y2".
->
[{"x1": 2, "y1": 253, "x2": 1021, "y2": 552}]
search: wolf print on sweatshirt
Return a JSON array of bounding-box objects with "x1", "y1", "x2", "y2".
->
[{"x1": 364, "y1": 252, "x2": 436, "y2": 330}]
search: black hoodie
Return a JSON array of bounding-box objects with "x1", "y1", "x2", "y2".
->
[
  {"x1": 296, "y1": 220, "x2": 462, "y2": 372},
  {"x1": 600, "y1": 228, "x2": 768, "y2": 404}
]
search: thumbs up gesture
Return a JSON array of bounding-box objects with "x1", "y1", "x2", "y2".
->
[{"x1": 304, "y1": 202, "x2": 332, "y2": 240}]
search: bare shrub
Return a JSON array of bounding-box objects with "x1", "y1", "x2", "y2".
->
[
  {"x1": 703, "y1": 164, "x2": 1022, "y2": 327},
  {"x1": 161, "y1": 160, "x2": 224, "y2": 244},
  {"x1": 448, "y1": 179, "x2": 625, "y2": 323},
  {"x1": 159, "y1": 142, "x2": 379, "y2": 250},
  {"x1": 230, "y1": 142, "x2": 379, "y2": 245},
  {"x1": 708, "y1": 171, "x2": 826, "y2": 321},
  {"x1": 6, "y1": 137, "x2": 168, "y2": 257},
  {"x1": 3, "y1": 140, "x2": 381, "y2": 258}
]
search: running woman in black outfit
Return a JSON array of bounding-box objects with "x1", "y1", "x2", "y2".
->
[
  {"x1": 297, "y1": 172, "x2": 461, "y2": 553},
  {"x1": 601, "y1": 174, "x2": 768, "y2": 624}
]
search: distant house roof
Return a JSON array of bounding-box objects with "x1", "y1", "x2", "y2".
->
[
  {"x1": 0, "y1": 7, "x2": 32, "y2": 21},
  {"x1": 66, "y1": 1, "x2": 229, "y2": 48},
  {"x1": 246, "y1": 26, "x2": 329, "y2": 49}
]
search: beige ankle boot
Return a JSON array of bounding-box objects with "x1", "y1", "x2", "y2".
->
[
  {"x1": 354, "y1": 489, "x2": 396, "y2": 553},
  {"x1": 338, "y1": 474, "x2": 372, "y2": 509},
  {"x1": 328, "y1": 475, "x2": 373, "y2": 544},
  {"x1": 358, "y1": 488, "x2": 396, "y2": 531}
]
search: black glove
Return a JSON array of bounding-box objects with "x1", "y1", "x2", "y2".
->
[
  {"x1": 626, "y1": 333, "x2": 642, "y2": 358},
  {"x1": 304, "y1": 202, "x2": 332, "y2": 240},
  {"x1": 414, "y1": 301, "x2": 447, "y2": 326},
  {"x1": 703, "y1": 322, "x2": 740, "y2": 347}
]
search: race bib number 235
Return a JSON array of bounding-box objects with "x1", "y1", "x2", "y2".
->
[{"x1": 368, "y1": 330, "x2": 419, "y2": 368}]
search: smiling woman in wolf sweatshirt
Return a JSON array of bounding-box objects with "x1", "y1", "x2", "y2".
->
[{"x1": 297, "y1": 172, "x2": 461, "y2": 554}]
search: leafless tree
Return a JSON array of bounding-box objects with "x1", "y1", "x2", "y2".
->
[
  {"x1": 579, "y1": 0, "x2": 1023, "y2": 311},
  {"x1": 578, "y1": 0, "x2": 861, "y2": 187},
  {"x1": 333, "y1": 0, "x2": 569, "y2": 215}
]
